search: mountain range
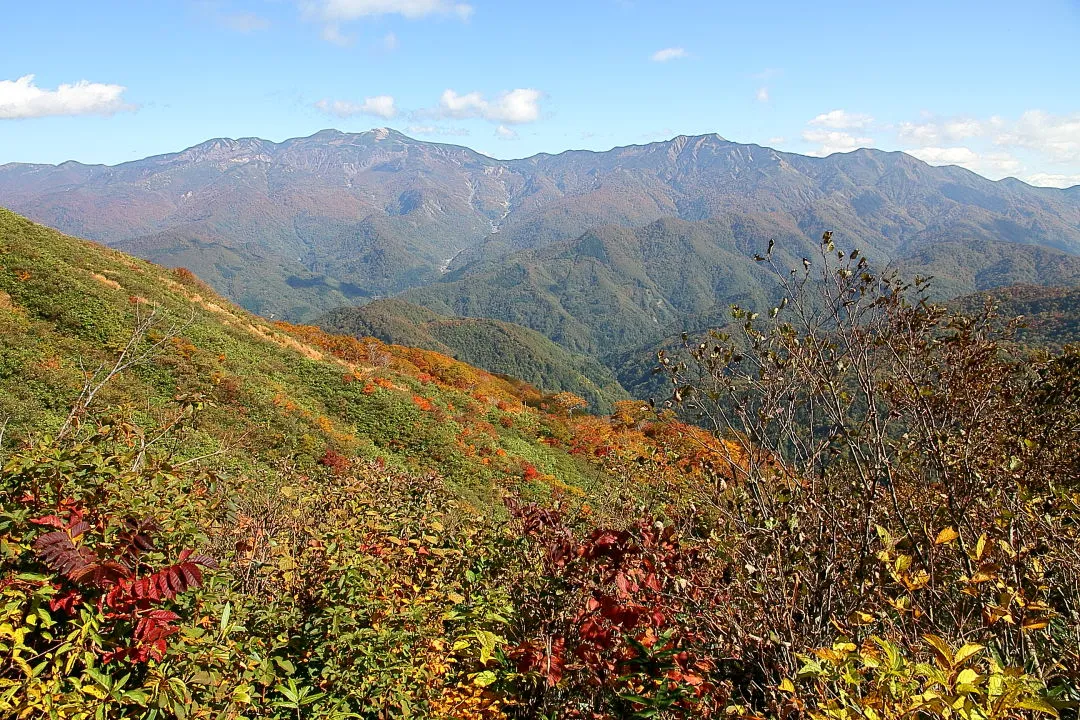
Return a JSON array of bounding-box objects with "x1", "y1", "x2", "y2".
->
[{"x1": 3, "y1": 128, "x2": 1080, "y2": 400}]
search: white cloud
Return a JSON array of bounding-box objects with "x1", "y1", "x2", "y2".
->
[
  {"x1": 321, "y1": 23, "x2": 353, "y2": 45},
  {"x1": 1025, "y1": 172, "x2": 1080, "y2": 188},
  {"x1": 406, "y1": 124, "x2": 470, "y2": 137},
  {"x1": 314, "y1": 0, "x2": 473, "y2": 21},
  {"x1": 767, "y1": 136, "x2": 786, "y2": 145},
  {"x1": 906, "y1": 146, "x2": 981, "y2": 166},
  {"x1": 756, "y1": 86, "x2": 769, "y2": 103},
  {"x1": 0, "y1": 75, "x2": 134, "y2": 119},
  {"x1": 906, "y1": 146, "x2": 1022, "y2": 177},
  {"x1": 495, "y1": 125, "x2": 517, "y2": 140},
  {"x1": 897, "y1": 121, "x2": 941, "y2": 146},
  {"x1": 809, "y1": 109, "x2": 874, "y2": 130},
  {"x1": 892, "y1": 110, "x2": 1080, "y2": 180},
  {"x1": 307, "y1": 0, "x2": 471, "y2": 43},
  {"x1": 802, "y1": 129, "x2": 873, "y2": 155},
  {"x1": 898, "y1": 118, "x2": 984, "y2": 146},
  {"x1": 437, "y1": 88, "x2": 542, "y2": 124},
  {"x1": 316, "y1": 95, "x2": 397, "y2": 119},
  {"x1": 994, "y1": 110, "x2": 1080, "y2": 163},
  {"x1": 979, "y1": 152, "x2": 1023, "y2": 175},
  {"x1": 651, "y1": 47, "x2": 687, "y2": 62},
  {"x1": 219, "y1": 11, "x2": 270, "y2": 32},
  {"x1": 379, "y1": 31, "x2": 398, "y2": 51}
]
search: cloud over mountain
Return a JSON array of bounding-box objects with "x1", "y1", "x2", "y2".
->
[
  {"x1": 0, "y1": 75, "x2": 134, "y2": 119},
  {"x1": 437, "y1": 88, "x2": 543, "y2": 124},
  {"x1": 316, "y1": 95, "x2": 398, "y2": 119}
]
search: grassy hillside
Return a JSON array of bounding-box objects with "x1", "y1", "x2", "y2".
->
[
  {"x1": 319, "y1": 299, "x2": 630, "y2": 412},
  {"x1": 0, "y1": 208, "x2": 719, "y2": 508}
]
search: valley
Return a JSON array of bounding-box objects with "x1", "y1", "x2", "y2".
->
[{"x1": 4, "y1": 129, "x2": 1080, "y2": 405}]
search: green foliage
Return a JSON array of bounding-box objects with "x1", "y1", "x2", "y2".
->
[
  {"x1": 320, "y1": 299, "x2": 630, "y2": 412},
  {"x1": 1, "y1": 210, "x2": 1077, "y2": 719}
]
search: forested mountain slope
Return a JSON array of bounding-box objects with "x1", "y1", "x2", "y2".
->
[
  {"x1": 3, "y1": 130, "x2": 1078, "y2": 320},
  {"x1": 318, "y1": 298, "x2": 629, "y2": 412}
]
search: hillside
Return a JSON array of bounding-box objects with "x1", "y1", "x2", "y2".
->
[
  {"x1": 400, "y1": 217, "x2": 1080, "y2": 366},
  {"x1": 953, "y1": 284, "x2": 1080, "y2": 348},
  {"x1": 318, "y1": 299, "x2": 629, "y2": 412},
  {"x1": 3, "y1": 130, "x2": 1079, "y2": 321},
  {"x1": 2, "y1": 209, "x2": 1077, "y2": 718},
  {"x1": 0, "y1": 208, "x2": 718, "y2": 507}
]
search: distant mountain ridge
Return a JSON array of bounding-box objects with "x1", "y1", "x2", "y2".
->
[{"x1": 3, "y1": 128, "x2": 1079, "y2": 322}]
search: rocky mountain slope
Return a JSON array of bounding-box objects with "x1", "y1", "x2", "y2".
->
[{"x1": 3, "y1": 129, "x2": 1078, "y2": 321}]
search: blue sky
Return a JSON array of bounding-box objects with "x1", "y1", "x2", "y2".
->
[{"x1": 2, "y1": 0, "x2": 1079, "y2": 186}]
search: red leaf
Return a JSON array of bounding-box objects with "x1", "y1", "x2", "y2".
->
[
  {"x1": 69, "y1": 561, "x2": 131, "y2": 588},
  {"x1": 32, "y1": 531, "x2": 95, "y2": 577}
]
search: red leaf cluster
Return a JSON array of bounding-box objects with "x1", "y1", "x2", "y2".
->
[
  {"x1": 506, "y1": 500, "x2": 724, "y2": 716},
  {"x1": 29, "y1": 503, "x2": 216, "y2": 664}
]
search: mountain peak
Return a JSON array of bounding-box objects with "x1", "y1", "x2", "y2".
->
[{"x1": 366, "y1": 127, "x2": 395, "y2": 140}]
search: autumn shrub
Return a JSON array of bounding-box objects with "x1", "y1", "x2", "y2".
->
[
  {"x1": 792, "y1": 635, "x2": 1060, "y2": 720},
  {"x1": 0, "y1": 420, "x2": 240, "y2": 717},
  {"x1": 496, "y1": 499, "x2": 739, "y2": 719},
  {"x1": 657, "y1": 233, "x2": 1079, "y2": 715}
]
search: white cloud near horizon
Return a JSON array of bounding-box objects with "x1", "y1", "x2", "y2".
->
[
  {"x1": 496, "y1": 125, "x2": 517, "y2": 139},
  {"x1": 406, "y1": 124, "x2": 470, "y2": 136},
  {"x1": 892, "y1": 110, "x2": 1080, "y2": 185},
  {"x1": 802, "y1": 129, "x2": 873, "y2": 155},
  {"x1": 809, "y1": 109, "x2": 874, "y2": 130},
  {"x1": 756, "y1": 87, "x2": 769, "y2": 103},
  {"x1": 994, "y1": 110, "x2": 1080, "y2": 164},
  {"x1": 315, "y1": 95, "x2": 397, "y2": 118},
  {"x1": 437, "y1": 88, "x2": 542, "y2": 124},
  {"x1": 651, "y1": 47, "x2": 687, "y2": 62},
  {"x1": 0, "y1": 75, "x2": 134, "y2": 119},
  {"x1": 906, "y1": 146, "x2": 1021, "y2": 177},
  {"x1": 898, "y1": 118, "x2": 983, "y2": 146},
  {"x1": 1025, "y1": 172, "x2": 1080, "y2": 188}
]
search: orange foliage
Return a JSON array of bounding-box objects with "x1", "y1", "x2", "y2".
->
[{"x1": 172, "y1": 267, "x2": 198, "y2": 283}]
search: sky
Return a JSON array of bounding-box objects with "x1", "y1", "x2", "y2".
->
[{"x1": 2, "y1": 0, "x2": 1079, "y2": 187}]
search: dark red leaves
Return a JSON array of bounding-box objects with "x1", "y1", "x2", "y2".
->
[
  {"x1": 113, "y1": 553, "x2": 215, "y2": 605},
  {"x1": 48, "y1": 586, "x2": 84, "y2": 615},
  {"x1": 318, "y1": 448, "x2": 350, "y2": 475},
  {"x1": 70, "y1": 561, "x2": 131, "y2": 588},
  {"x1": 116, "y1": 516, "x2": 160, "y2": 560},
  {"x1": 28, "y1": 503, "x2": 216, "y2": 666},
  {"x1": 506, "y1": 498, "x2": 718, "y2": 712},
  {"x1": 32, "y1": 530, "x2": 96, "y2": 577}
]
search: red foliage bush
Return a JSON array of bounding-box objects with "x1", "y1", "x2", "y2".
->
[
  {"x1": 29, "y1": 503, "x2": 216, "y2": 664},
  {"x1": 318, "y1": 448, "x2": 351, "y2": 475}
]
